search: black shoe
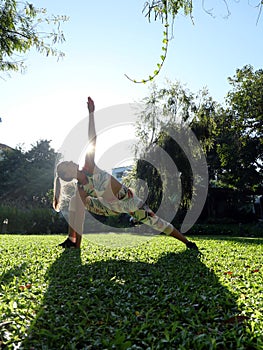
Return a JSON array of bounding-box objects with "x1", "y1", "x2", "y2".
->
[
  {"x1": 186, "y1": 241, "x2": 199, "y2": 251},
  {"x1": 58, "y1": 238, "x2": 76, "y2": 248}
]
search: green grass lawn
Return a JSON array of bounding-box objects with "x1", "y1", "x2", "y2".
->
[{"x1": 0, "y1": 233, "x2": 262, "y2": 349}]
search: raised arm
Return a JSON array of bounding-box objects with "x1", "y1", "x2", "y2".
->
[{"x1": 85, "y1": 97, "x2": 96, "y2": 168}]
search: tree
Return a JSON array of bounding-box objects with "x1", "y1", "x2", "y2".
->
[
  {"x1": 0, "y1": 139, "x2": 57, "y2": 207},
  {"x1": 133, "y1": 81, "x2": 217, "y2": 223},
  {"x1": 227, "y1": 65, "x2": 263, "y2": 147},
  {"x1": 0, "y1": 0, "x2": 68, "y2": 75},
  {"x1": 134, "y1": 81, "x2": 218, "y2": 157},
  {"x1": 214, "y1": 65, "x2": 263, "y2": 192}
]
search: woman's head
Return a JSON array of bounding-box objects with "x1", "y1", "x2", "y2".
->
[{"x1": 56, "y1": 161, "x2": 78, "y2": 182}]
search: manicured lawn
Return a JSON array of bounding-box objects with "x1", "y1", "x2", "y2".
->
[{"x1": 0, "y1": 233, "x2": 262, "y2": 349}]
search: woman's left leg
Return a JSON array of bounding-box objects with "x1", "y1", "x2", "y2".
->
[
  {"x1": 132, "y1": 204, "x2": 189, "y2": 243},
  {"x1": 132, "y1": 204, "x2": 198, "y2": 249}
]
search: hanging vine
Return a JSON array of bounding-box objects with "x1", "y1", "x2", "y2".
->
[
  {"x1": 125, "y1": 0, "x2": 193, "y2": 84},
  {"x1": 125, "y1": 0, "x2": 262, "y2": 84}
]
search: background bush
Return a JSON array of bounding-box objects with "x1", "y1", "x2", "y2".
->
[{"x1": 0, "y1": 205, "x2": 67, "y2": 234}]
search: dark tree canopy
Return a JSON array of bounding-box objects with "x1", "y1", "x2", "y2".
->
[
  {"x1": 133, "y1": 66, "x2": 262, "y2": 222},
  {"x1": 214, "y1": 65, "x2": 263, "y2": 191},
  {"x1": 0, "y1": 140, "x2": 57, "y2": 207}
]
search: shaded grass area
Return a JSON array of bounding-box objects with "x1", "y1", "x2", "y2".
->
[{"x1": 0, "y1": 234, "x2": 262, "y2": 349}]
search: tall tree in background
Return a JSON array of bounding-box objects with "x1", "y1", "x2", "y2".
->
[
  {"x1": 0, "y1": 0, "x2": 68, "y2": 75},
  {"x1": 0, "y1": 140, "x2": 57, "y2": 207},
  {"x1": 134, "y1": 81, "x2": 217, "y2": 220},
  {"x1": 215, "y1": 65, "x2": 263, "y2": 192}
]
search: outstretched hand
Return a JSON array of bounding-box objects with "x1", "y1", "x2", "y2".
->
[{"x1": 87, "y1": 96, "x2": 95, "y2": 113}]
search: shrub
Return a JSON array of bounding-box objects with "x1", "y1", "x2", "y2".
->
[{"x1": 0, "y1": 205, "x2": 67, "y2": 234}]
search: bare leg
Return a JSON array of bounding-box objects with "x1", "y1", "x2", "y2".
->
[
  {"x1": 169, "y1": 228, "x2": 189, "y2": 244},
  {"x1": 68, "y1": 213, "x2": 77, "y2": 243},
  {"x1": 64, "y1": 192, "x2": 85, "y2": 248},
  {"x1": 75, "y1": 232, "x2": 82, "y2": 248},
  {"x1": 168, "y1": 228, "x2": 198, "y2": 250},
  {"x1": 67, "y1": 226, "x2": 82, "y2": 248}
]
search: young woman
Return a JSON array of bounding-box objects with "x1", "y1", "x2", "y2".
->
[{"x1": 53, "y1": 97, "x2": 198, "y2": 250}]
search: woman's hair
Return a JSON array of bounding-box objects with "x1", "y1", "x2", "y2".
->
[
  {"x1": 53, "y1": 161, "x2": 76, "y2": 212},
  {"x1": 53, "y1": 175, "x2": 61, "y2": 212}
]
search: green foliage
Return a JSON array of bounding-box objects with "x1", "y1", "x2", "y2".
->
[
  {"x1": 0, "y1": 205, "x2": 24, "y2": 232},
  {"x1": 134, "y1": 81, "x2": 218, "y2": 153},
  {"x1": 125, "y1": 0, "x2": 193, "y2": 83},
  {"x1": 189, "y1": 223, "x2": 263, "y2": 237},
  {"x1": 133, "y1": 69, "x2": 262, "y2": 223},
  {"x1": 133, "y1": 81, "x2": 218, "y2": 217},
  {"x1": 211, "y1": 66, "x2": 263, "y2": 192},
  {"x1": 143, "y1": 0, "x2": 193, "y2": 23},
  {"x1": 0, "y1": 205, "x2": 67, "y2": 233},
  {"x1": 0, "y1": 234, "x2": 262, "y2": 348},
  {"x1": 125, "y1": 23, "x2": 169, "y2": 84},
  {"x1": 0, "y1": 140, "x2": 57, "y2": 208},
  {"x1": 0, "y1": 0, "x2": 68, "y2": 75}
]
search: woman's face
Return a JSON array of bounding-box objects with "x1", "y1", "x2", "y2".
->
[{"x1": 57, "y1": 161, "x2": 78, "y2": 181}]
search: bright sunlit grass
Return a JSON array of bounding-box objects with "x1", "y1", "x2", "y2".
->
[{"x1": 0, "y1": 234, "x2": 262, "y2": 349}]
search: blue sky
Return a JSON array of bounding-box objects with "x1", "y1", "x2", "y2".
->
[{"x1": 0, "y1": 0, "x2": 262, "y2": 154}]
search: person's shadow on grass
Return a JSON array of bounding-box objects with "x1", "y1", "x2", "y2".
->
[{"x1": 21, "y1": 243, "x2": 255, "y2": 349}]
